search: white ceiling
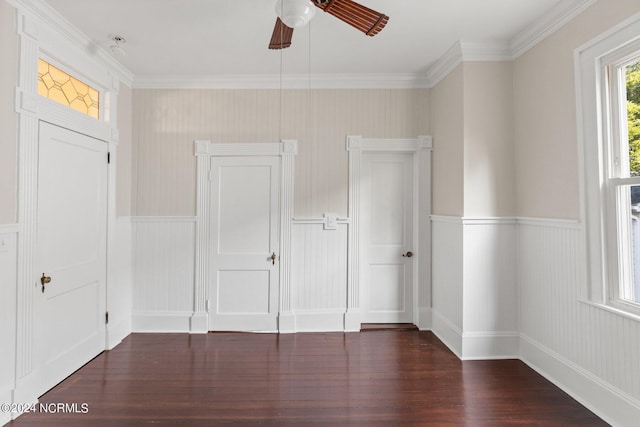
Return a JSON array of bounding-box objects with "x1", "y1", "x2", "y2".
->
[{"x1": 43, "y1": 0, "x2": 580, "y2": 84}]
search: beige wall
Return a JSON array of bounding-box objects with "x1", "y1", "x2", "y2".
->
[
  {"x1": 463, "y1": 61, "x2": 515, "y2": 217},
  {"x1": 513, "y1": 0, "x2": 640, "y2": 219},
  {"x1": 117, "y1": 84, "x2": 133, "y2": 217},
  {"x1": 430, "y1": 65, "x2": 464, "y2": 217},
  {"x1": 0, "y1": 0, "x2": 17, "y2": 224},
  {"x1": 132, "y1": 88, "x2": 430, "y2": 217}
]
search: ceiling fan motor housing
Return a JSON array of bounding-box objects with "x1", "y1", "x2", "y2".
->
[{"x1": 275, "y1": 0, "x2": 317, "y2": 28}]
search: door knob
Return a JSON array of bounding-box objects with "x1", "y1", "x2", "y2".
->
[
  {"x1": 40, "y1": 273, "x2": 51, "y2": 293},
  {"x1": 270, "y1": 252, "x2": 277, "y2": 265},
  {"x1": 402, "y1": 251, "x2": 413, "y2": 258}
]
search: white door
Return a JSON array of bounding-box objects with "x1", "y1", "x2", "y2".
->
[
  {"x1": 208, "y1": 156, "x2": 280, "y2": 332},
  {"x1": 35, "y1": 122, "x2": 108, "y2": 392},
  {"x1": 361, "y1": 152, "x2": 414, "y2": 323}
]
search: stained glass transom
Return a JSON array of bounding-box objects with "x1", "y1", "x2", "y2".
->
[{"x1": 37, "y1": 59, "x2": 100, "y2": 119}]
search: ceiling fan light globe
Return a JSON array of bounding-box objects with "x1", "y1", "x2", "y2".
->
[{"x1": 275, "y1": 0, "x2": 316, "y2": 28}]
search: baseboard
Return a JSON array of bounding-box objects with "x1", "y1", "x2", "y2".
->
[
  {"x1": 430, "y1": 309, "x2": 462, "y2": 358},
  {"x1": 520, "y1": 334, "x2": 640, "y2": 427},
  {"x1": 417, "y1": 307, "x2": 432, "y2": 330},
  {"x1": 132, "y1": 312, "x2": 192, "y2": 332},
  {"x1": 461, "y1": 331, "x2": 519, "y2": 360},
  {"x1": 0, "y1": 389, "x2": 13, "y2": 426},
  {"x1": 12, "y1": 371, "x2": 42, "y2": 417},
  {"x1": 189, "y1": 312, "x2": 208, "y2": 334},
  {"x1": 106, "y1": 318, "x2": 131, "y2": 350},
  {"x1": 278, "y1": 313, "x2": 296, "y2": 333},
  {"x1": 343, "y1": 310, "x2": 361, "y2": 332},
  {"x1": 294, "y1": 310, "x2": 345, "y2": 332}
]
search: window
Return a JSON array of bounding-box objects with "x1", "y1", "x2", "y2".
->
[
  {"x1": 605, "y1": 56, "x2": 640, "y2": 306},
  {"x1": 37, "y1": 59, "x2": 100, "y2": 119},
  {"x1": 577, "y1": 13, "x2": 640, "y2": 318}
]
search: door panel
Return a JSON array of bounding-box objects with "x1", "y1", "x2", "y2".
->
[
  {"x1": 218, "y1": 165, "x2": 273, "y2": 254},
  {"x1": 362, "y1": 153, "x2": 414, "y2": 323},
  {"x1": 36, "y1": 122, "x2": 107, "y2": 392},
  {"x1": 209, "y1": 156, "x2": 280, "y2": 332}
]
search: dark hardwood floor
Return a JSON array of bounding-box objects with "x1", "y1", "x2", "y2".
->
[{"x1": 9, "y1": 331, "x2": 607, "y2": 426}]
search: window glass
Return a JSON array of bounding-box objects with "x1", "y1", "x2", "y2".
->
[
  {"x1": 37, "y1": 59, "x2": 100, "y2": 119},
  {"x1": 629, "y1": 61, "x2": 640, "y2": 177}
]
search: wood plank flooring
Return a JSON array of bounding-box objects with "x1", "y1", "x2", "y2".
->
[{"x1": 9, "y1": 331, "x2": 607, "y2": 426}]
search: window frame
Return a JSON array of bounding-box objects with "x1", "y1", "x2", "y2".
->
[{"x1": 576, "y1": 12, "x2": 640, "y2": 319}]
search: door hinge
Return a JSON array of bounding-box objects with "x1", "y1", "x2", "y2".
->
[
  {"x1": 107, "y1": 152, "x2": 111, "y2": 164},
  {"x1": 105, "y1": 311, "x2": 109, "y2": 324}
]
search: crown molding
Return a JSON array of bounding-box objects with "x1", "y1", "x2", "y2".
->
[
  {"x1": 9, "y1": 0, "x2": 134, "y2": 87},
  {"x1": 510, "y1": 0, "x2": 599, "y2": 59},
  {"x1": 132, "y1": 73, "x2": 430, "y2": 89},
  {"x1": 426, "y1": 40, "x2": 511, "y2": 87},
  {"x1": 426, "y1": 0, "x2": 597, "y2": 87},
  {"x1": 14, "y1": 0, "x2": 597, "y2": 90},
  {"x1": 425, "y1": 41, "x2": 464, "y2": 88}
]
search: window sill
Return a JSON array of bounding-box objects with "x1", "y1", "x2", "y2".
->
[{"x1": 579, "y1": 298, "x2": 640, "y2": 322}]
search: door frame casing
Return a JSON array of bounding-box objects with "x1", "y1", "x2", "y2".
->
[
  {"x1": 346, "y1": 136, "x2": 432, "y2": 331},
  {"x1": 192, "y1": 140, "x2": 297, "y2": 333},
  {"x1": 13, "y1": 4, "x2": 125, "y2": 405}
]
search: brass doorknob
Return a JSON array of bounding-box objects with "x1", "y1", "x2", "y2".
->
[
  {"x1": 40, "y1": 273, "x2": 51, "y2": 293},
  {"x1": 402, "y1": 251, "x2": 413, "y2": 258},
  {"x1": 270, "y1": 252, "x2": 277, "y2": 265}
]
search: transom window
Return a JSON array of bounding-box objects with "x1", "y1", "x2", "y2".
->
[{"x1": 37, "y1": 58, "x2": 100, "y2": 119}]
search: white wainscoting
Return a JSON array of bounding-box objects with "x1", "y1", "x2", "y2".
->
[
  {"x1": 132, "y1": 217, "x2": 196, "y2": 332},
  {"x1": 431, "y1": 216, "x2": 464, "y2": 357},
  {"x1": 518, "y1": 218, "x2": 640, "y2": 426},
  {"x1": 462, "y1": 218, "x2": 518, "y2": 359},
  {"x1": 107, "y1": 217, "x2": 133, "y2": 348},
  {"x1": 0, "y1": 229, "x2": 17, "y2": 426},
  {"x1": 291, "y1": 220, "x2": 348, "y2": 331},
  {"x1": 430, "y1": 216, "x2": 519, "y2": 360}
]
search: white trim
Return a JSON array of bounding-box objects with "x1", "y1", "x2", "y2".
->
[
  {"x1": 347, "y1": 135, "x2": 432, "y2": 332},
  {"x1": 579, "y1": 298, "x2": 640, "y2": 322},
  {"x1": 129, "y1": 216, "x2": 197, "y2": 223},
  {"x1": 7, "y1": 0, "x2": 133, "y2": 86},
  {"x1": 291, "y1": 310, "x2": 346, "y2": 332},
  {"x1": 417, "y1": 307, "x2": 432, "y2": 331},
  {"x1": 8, "y1": 0, "x2": 598, "y2": 92},
  {"x1": 430, "y1": 215, "x2": 463, "y2": 224},
  {"x1": 292, "y1": 218, "x2": 350, "y2": 225},
  {"x1": 520, "y1": 333, "x2": 640, "y2": 427},
  {"x1": 575, "y1": 11, "x2": 640, "y2": 306},
  {"x1": 426, "y1": 42, "x2": 464, "y2": 88},
  {"x1": 133, "y1": 73, "x2": 430, "y2": 90},
  {"x1": 12, "y1": 0, "x2": 124, "y2": 406},
  {"x1": 511, "y1": 0, "x2": 599, "y2": 59},
  {"x1": 132, "y1": 312, "x2": 192, "y2": 333},
  {"x1": 105, "y1": 318, "x2": 130, "y2": 350},
  {"x1": 193, "y1": 140, "x2": 297, "y2": 334},
  {"x1": 431, "y1": 309, "x2": 463, "y2": 359},
  {"x1": 461, "y1": 217, "x2": 518, "y2": 226},
  {"x1": 518, "y1": 217, "x2": 582, "y2": 229},
  {"x1": 432, "y1": 215, "x2": 582, "y2": 229},
  {"x1": 0, "y1": 224, "x2": 20, "y2": 234},
  {"x1": 461, "y1": 332, "x2": 520, "y2": 360},
  {"x1": 460, "y1": 40, "x2": 512, "y2": 61}
]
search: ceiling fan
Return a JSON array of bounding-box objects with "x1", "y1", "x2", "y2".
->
[{"x1": 269, "y1": 0, "x2": 389, "y2": 50}]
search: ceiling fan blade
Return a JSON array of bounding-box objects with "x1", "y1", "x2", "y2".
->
[
  {"x1": 313, "y1": 0, "x2": 389, "y2": 36},
  {"x1": 269, "y1": 18, "x2": 294, "y2": 49}
]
